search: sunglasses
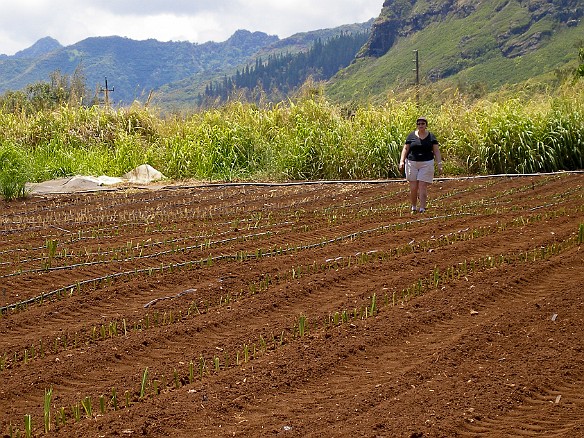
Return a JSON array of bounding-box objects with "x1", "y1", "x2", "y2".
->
[{"x1": 417, "y1": 122, "x2": 426, "y2": 125}]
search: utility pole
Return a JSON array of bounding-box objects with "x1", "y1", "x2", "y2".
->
[
  {"x1": 100, "y1": 77, "x2": 114, "y2": 107},
  {"x1": 413, "y1": 49, "x2": 420, "y2": 105}
]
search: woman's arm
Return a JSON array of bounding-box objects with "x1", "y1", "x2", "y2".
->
[
  {"x1": 433, "y1": 143, "x2": 443, "y2": 173},
  {"x1": 399, "y1": 143, "x2": 410, "y2": 172}
]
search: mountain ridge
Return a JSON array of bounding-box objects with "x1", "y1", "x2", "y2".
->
[
  {"x1": 0, "y1": 0, "x2": 582, "y2": 109},
  {"x1": 0, "y1": 30, "x2": 281, "y2": 105},
  {"x1": 358, "y1": 0, "x2": 582, "y2": 59},
  {"x1": 0, "y1": 23, "x2": 371, "y2": 108},
  {"x1": 326, "y1": 0, "x2": 583, "y2": 103}
]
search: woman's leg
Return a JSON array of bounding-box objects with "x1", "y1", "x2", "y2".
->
[
  {"x1": 409, "y1": 181, "x2": 419, "y2": 210},
  {"x1": 418, "y1": 181, "x2": 428, "y2": 210}
]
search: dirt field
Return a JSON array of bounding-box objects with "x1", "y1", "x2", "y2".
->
[{"x1": 1, "y1": 173, "x2": 583, "y2": 438}]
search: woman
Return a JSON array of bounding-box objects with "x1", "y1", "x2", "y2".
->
[{"x1": 399, "y1": 116, "x2": 442, "y2": 214}]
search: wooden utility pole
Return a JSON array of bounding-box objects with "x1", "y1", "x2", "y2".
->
[
  {"x1": 100, "y1": 77, "x2": 114, "y2": 107},
  {"x1": 413, "y1": 50, "x2": 420, "y2": 105}
]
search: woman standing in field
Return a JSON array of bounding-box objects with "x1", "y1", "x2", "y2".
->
[{"x1": 399, "y1": 116, "x2": 443, "y2": 214}]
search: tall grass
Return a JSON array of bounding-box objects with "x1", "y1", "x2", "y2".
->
[
  {"x1": 436, "y1": 85, "x2": 584, "y2": 174},
  {"x1": 0, "y1": 83, "x2": 582, "y2": 190},
  {"x1": 0, "y1": 143, "x2": 29, "y2": 200}
]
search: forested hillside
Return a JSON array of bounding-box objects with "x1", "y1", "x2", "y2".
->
[
  {"x1": 0, "y1": 23, "x2": 372, "y2": 110},
  {"x1": 201, "y1": 32, "x2": 369, "y2": 105}
]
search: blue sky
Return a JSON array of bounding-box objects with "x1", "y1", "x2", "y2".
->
[{"x1": 0, "y1": 0, "x2": 382, "y2": 55}]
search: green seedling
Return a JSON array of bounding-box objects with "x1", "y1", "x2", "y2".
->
[
  {"x1": 58, "y1": 407, "x2": 66, "y2": 426},
  {"x1": 189, "y1": 361, "x2": 194, "y2": 384},
  {"x1": 44, "y1": 239, "x2": 58, "y2": 270},
  {"x1": 81, "y1": 396, "x2": 92, "y2": 418},
  {"x1": 24, "y1": 414, "x2": 32, "y2": 438},
  {"x1": 199, "y1": 355, "x2": 206, "y2": 379},
  {"x1": 44, "y1": 387, "x2": 53, "y2": 433},
  {"x1": 174, "y1": 369, "x2": 180, "y2": 389},
  {"x1": 99, "y1": 395, "x2": 106, "y2": 415},
  {"x1": 369, "y1": 293, "x2": 377, "y2": 316},
  {"x1": 298, "y1": 315, "x2": 307, "y2": 337},
  {"x1": 140, "y1": 367, "x2": 149, "y2": 399},
  {"x1": 72, "y1": 403, "x2": 81, "y2": 422},
  {"x1": 111, "y1": 388, "x2": 118, "y2": 411}
]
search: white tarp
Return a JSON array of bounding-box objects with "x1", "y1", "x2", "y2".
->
[
  {"x1": 26, "y1": 165, "x2": 166, "y2": 194},
  {"x1": 123, "y1": 164, "x2": 166, "y2": 184}
]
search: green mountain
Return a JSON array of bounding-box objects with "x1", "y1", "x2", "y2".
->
[
  {"x1": 0, "y1": 31, "x2": 279, "y2": 105},
  {"x1": 0, "y1": 23, "x2": 372, "y2": 110},
  {"x1": 186, "y1": 32, "x2": 370, "y2": 107},
  {"x1": 1, "y1": 0, "x2": 581, "y2": 110},
  {"x1": 153, "y1": 22, "x2": 373, "y2": 109},
  {"x1": 326, "y1": 0, "x2": 584, "y2": 103}
]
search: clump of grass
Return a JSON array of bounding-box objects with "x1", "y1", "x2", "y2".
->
[{"x1": 0, "y1": 144, "x2": 29, "y2": 201}]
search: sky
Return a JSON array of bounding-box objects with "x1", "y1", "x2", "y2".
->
[{"x1": 0, "y1": 0, "x2": 383, "y2": 56}]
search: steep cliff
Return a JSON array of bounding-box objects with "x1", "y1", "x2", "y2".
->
[{"x1": 359, "y1": 0, "x2": 583, "y2": 59}]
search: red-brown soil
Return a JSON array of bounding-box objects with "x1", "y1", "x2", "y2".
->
[{"x1": 1, "y1": 173, "x2": 583, "y2": 438}]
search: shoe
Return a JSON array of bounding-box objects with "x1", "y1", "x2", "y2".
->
[
  {"x1": 410, "y1": 206, "x2": 417, "y2": 214},
  {"x1": 418, "y1": 208, "x2": 426, "y2": 214}
]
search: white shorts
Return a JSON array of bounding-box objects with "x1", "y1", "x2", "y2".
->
[{"x1": 405, "y1": 159, "x2": 435, "y2": 183}]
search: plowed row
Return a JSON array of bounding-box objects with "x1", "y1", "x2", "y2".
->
[{"x1": 1, "y1": 173, "x2": 583, "y2": 437}]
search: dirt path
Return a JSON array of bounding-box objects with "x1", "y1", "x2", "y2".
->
[{"x1": 0, "y1": 173, "x2": 583, "y2": 437}]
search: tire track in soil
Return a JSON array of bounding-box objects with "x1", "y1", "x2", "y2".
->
[{"x1": 462, "y1": 379, "x2": 584, "y2": 436}]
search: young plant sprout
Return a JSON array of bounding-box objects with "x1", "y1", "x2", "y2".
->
[
  {"x1": 24, "y1": 414, "x2": 32, "y2": 438},
  {"x1": 140, "y1": 367, "x2": 149, "y2": 399},
  {"x1": 44, "y1": 387, "x2": 53, "y2": 433}
]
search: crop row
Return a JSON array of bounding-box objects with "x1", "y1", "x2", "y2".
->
[
  {"x1": 1, "y1": 176, "x2": 580, "y2": 434},
  {"x1": 2, "y1": 192, "x2": 579, "y2": 318},
  {"x1": 2, "y1": 204, "x2": 579, "y2": 369},
  {"x1": 4, "y1": 224, "x2": 580, "y2": 436},
  {"x1": 1, "y1": 176, "x2": 574, "y2": 282}
]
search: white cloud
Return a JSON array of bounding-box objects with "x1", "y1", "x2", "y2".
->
[{"x1": 0, "y1": 0, "x2": 382, "y2": 55}]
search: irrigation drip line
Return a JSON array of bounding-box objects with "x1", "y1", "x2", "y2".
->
[
  {"x1": 2, "y1": 197, "x2": 578, "y2": 316},
  {"x1": 0, "y1": 230, "x2": 273, "y2": 279},
  {"x1": 1, "y1": 189, "x2": 577, "y2": 280},
  {"x1": 1, "y1": 173, "x2": 579, "y2": 313},
  {"x1": 158, "y1": 170, "x2": 583, "y2": 191},
  {"x1": 0, "y1": 212, "x2": 457, "y2": 315}
]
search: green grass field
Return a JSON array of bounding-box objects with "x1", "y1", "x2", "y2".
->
[{"x1": 0, "y1": 81, "x2": 582, "y2": 200}]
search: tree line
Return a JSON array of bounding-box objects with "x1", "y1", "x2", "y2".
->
[
  {"x1": 0, "y1": 67, "x2": 94, "y2": 114},
  {"x1": 198, "y1": 32, "x2": 370, "y2": 106}
]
